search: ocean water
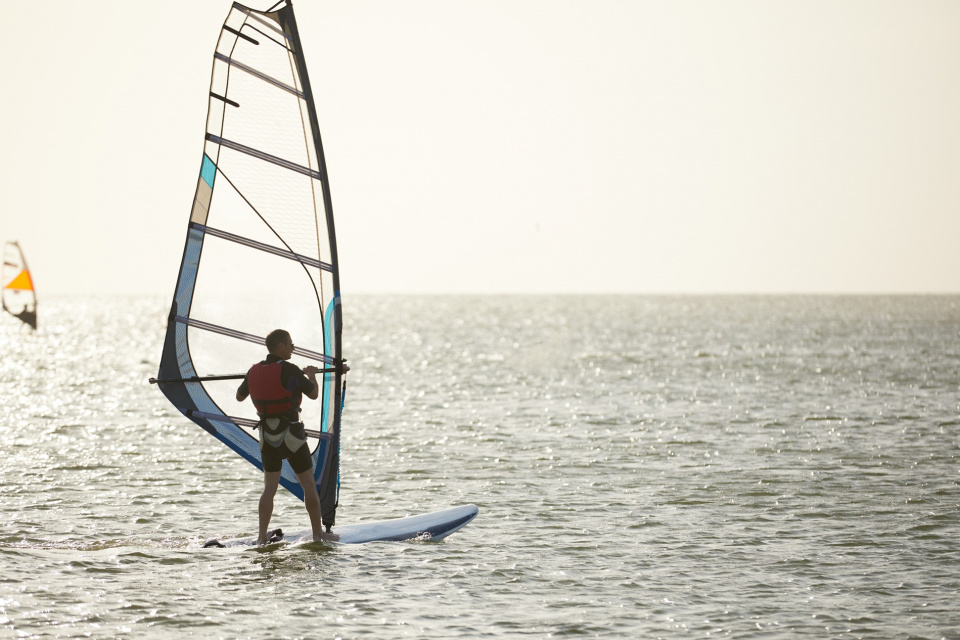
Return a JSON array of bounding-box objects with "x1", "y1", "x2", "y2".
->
[{"x1": 0, "y1": 295, "x2": 957, "y2": 639}]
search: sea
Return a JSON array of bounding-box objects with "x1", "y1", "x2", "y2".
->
[{"x1": 0, "y1": 295, "x2": 957, "y2": 639}]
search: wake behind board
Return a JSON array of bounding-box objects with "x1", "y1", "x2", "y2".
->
[{"x1": 203, "y1": 505, "x2": 479, "y2": 548}]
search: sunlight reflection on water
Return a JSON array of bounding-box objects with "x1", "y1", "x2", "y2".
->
[{"x1": 0, "y1": 295, "x2": 958, "y2": 638}]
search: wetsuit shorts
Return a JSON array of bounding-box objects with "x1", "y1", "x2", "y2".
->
[{"x1": 261, "y1": 442, "x2": 313, "y2": 475}]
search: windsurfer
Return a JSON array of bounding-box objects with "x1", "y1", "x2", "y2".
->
[{"x1": 236, "y1": 329, "x2": 338, "y2": 544}]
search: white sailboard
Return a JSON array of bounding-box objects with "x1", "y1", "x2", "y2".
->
[
  {"x1": 204, "y1": 504, "x2": 479, "y2": 547},
  {"x1": 151, "y1": 0, "x2": 476, "y2": 544}
]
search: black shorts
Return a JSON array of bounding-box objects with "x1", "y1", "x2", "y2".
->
[{"x1": 261, "y1": 443, "x2": 313, "y2": 475}]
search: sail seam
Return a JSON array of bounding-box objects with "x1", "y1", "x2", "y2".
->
[
  {"x1": 207, "y1": 134, "x2": 321, "y2": 180},
  {"x1": 213, "y1": 52, "x2": 303, "y2": 97},
  {"x1": 193, "y1": 223, "x2": 332, "y2": 272},
  {"x1": 175, "y1": 315, "x2": 334, "y2": 364}
]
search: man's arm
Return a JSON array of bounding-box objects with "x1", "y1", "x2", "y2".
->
[
  {"x1": 302, "y1": 366, "x2": 320, "y2": 400},
  {"x1": 236, "y1": 376, "x2": 249, "y2": 402}
]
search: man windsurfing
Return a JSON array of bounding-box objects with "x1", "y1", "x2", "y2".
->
[{"x1": 236, "y1": 329, "x2": 336, "y2": 544}]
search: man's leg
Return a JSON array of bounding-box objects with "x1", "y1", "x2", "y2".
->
[
  {"x1": 259, "y1": 471, "x2": 282, "y2": 545},
  {"x1": 294, "y1": 468, "x2": 337, "y2": 541}
]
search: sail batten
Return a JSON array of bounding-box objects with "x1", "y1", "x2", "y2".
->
[
  {"x1": 210, "y1": 92, "x2": 240, "y2": 108},
  {"x1": 188, "y1": 410, "x2": 329, "y2": 439},
  {"x1": 156, "y1": 0, "x2": 343, "y2": 527},
  {"x1": 212, "y1": 53, "x2": 302, "y2": 96},
  {"x1": 206, "y1": 134, "x2": 322, "y2": 179},
  {"x1": 223, "y1": 25, "x2": 259, "y2": 45},
  {"x1": 174, "y1": 316, "x2": 334, "y2": 363},
  {"x1": 194, "y1": 223, "x2": 333, "y2": 271}
]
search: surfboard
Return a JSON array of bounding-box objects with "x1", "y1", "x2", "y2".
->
[{"x1": 203, "y1": 504, "x2": 479, "y2": 548}]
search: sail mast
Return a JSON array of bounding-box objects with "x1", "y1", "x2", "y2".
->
[{"x1": 276, "y1": 0, "x2": 343, "y2": 527}]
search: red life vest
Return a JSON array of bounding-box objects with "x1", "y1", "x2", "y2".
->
[{"x1": 247, "y1": 361, "x2": 300, "y2": 417}]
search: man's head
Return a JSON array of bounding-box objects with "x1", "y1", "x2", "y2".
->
[{"x1": 265, "y1": 329, "x2": 294, "y2": 359}]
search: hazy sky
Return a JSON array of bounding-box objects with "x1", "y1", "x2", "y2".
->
[{"x1": 1, "y1": 1, "x2": 958, "y2": 295}]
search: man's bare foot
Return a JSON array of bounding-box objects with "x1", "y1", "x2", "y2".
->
[{"x1": 314, "y1": 531, "x2": 340, "y2": 542}]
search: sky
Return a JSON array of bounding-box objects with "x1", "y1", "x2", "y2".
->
[{"x1": 1, "y1": 0, "x2": 959, "y2": 296}]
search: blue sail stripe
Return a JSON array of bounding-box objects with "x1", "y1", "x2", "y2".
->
[
  {"x1": 320, "y1": 296, "x2": 337, "y2": 434},
  {"x1": 174, "y1": 228, "x2": 203, "y2": 319},
  {"x1": 200, "y1": 155, "x2": 217, "y2": 188}
]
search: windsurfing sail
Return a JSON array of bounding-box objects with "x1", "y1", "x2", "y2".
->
[
  {"x1": 2, "y1": 241, "x2": 38, "y2": 330},
  {"x1": 152, "y1": 0, "x2": 344, "y2": 528}
]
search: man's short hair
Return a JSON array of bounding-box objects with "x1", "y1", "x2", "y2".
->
[{"x1": 265, "y1": 329, "x2": 291, "y2": 353}]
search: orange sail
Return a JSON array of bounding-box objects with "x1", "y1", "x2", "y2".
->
[{"x1": 4, "y1": 269, "x2": 34, "y2": 291}]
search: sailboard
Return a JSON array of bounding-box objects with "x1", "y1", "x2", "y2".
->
[
  {"x1": 152, "y1": 0, "x2": 477, "y2": 544},
  {"x1": 204, "y1": 504, "x2": 480, "y2": 547},
  {"x1": 2, "y1": 241, "x2": 37, "y2": 330}
]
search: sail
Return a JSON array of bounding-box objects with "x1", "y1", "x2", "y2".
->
[
  {"x1": 153, "y1": 0, "x2": 344, "y2": 527},
  {"x1": 2, "y1": 241, "x2": 38, "y2": 330}
]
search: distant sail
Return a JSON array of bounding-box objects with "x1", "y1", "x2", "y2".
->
[
  {"x1": 152, "y1": 1, "x2": 344, "y2": 527},
  {"x1": 2, "y1": 241, "x2": 37, "y2": 330}
]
